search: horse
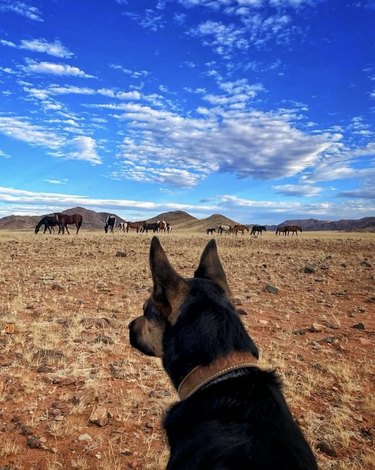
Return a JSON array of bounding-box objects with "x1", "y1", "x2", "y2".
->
[
  {"x1": 206, "y1": 228, "x2": 216, "y2": 235},
  {"x1": 166, "y1": 223, "x2": 172, "y2": 233},
  {"x1": 127, "y1": 221, "x2": 147, "y2": 233},
  {"x1": 104, "y1": 215, "x2": 116, "y2": 233},
  {"x1": 251, "y1": 225, "x2": 267, "y2": 236},
  {"x1": 275, "y1": 226, "x2": 286, "y2": 236},
  {"x1": 218, "y1": 225, "x2": 231, "y2": 235},
  {"x1": 56, "y1": 213, "x2": 83, "y2": 234},
  {"x1": 141, "y1": 222, "x2": 160, "y2": 233},
  {"x1": 285, "y1": 225, "x2": 302, "y2": 236},
  {"x1": 118, "y1": 222, "x2": 128, "y2": 232},
  {"x1": 233, "y1": 224, "x2": 249, "y2": 235},
  {"x1": 157, "y1": 220, "x2": 168, "y2": 233},
  {"x1": 35, "y1": 214, "x2": 61, "y2": 234}
]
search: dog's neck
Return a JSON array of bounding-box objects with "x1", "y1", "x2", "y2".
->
[{"x1": 177, "y1": 351, "x2": 258, "y2": 400}]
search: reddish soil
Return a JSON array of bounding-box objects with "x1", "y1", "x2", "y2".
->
[{"x1": 0, "y1": 231, "x2": 374, "y2": 469}]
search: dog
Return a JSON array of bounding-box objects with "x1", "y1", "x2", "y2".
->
[{"x1": 129, "y1": 237, "x2": 318, "y2": 469}]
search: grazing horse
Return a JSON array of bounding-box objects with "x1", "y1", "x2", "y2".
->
[
  {"x1": 206, "y1": 228, "x2": 216, "y2": 235},
  {"x1": 275, "y1": 226, "x2": 286, "y2": 236},
  {"x1": 141, "y1": 222, "x2": 160, "y2": 233},
  {"x1": 105, "y1": 215, "x2": 116, "y2": 233},
  {"x1": 127, "y1": 221, "x2": 147, "y2": 233},
  {"x1": 57, "y1": 213, "x2": 83, "y2": 234},
  {"x1": 35, "y1": 214, "x2": 61, "y2": 234},
  {"x1": 233, "y1": 224, "x2": 249, "y2": 235},
  {"x1": 285, "y1": 225, "x2": 302, "y2": 236},
  {"x1": 118, "y1": 221, "x2": 128, "y2": 232},
  {"x1": 166, "y1": 223, "x2": 172, "y2": 233},
  {"x1": 218, "y1": 225, "x2": 231, "y2": 235},
  {"x1": 251, "y1": 225, "x2": 267, "y2": 236}
]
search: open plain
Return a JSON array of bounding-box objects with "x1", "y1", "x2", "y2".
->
[{"x1": 0, "y1": 230, "x2": 374, "y2": 469}]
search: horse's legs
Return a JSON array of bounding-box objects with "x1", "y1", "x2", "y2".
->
[{"x1": 65, "y1": 225, "x2": 70, "y2": 235}]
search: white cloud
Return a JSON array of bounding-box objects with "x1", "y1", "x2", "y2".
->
[
  {"x1": 1, "y1": 38, "x2": 74, "y2": 58},
  {"x1": 64, "y1": 136, "x2": 101, "y2": 165},
  {"x1": 273, "y1": 184, "x2": 321, "y2": 197},
  {"x1": 0, "y1": 116, "x2": 102, "y2": 164},
  {"x1": 0, "y1": 1, "x2": 43, "y2": 21},
  {"x1": 20, "y1": 38, "x2": 74, "y2": 58},
  {"x1": 23, "y1": 60, "x2": 94, "y2": 78}
]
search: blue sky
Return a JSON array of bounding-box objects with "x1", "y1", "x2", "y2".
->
[{"x1": 0, "y1": 0, "x2": 374, "y2": 224}]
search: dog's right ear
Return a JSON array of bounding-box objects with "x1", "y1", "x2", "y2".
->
[
  {"x1": 194, "y1": 239, "x2": 231, "y2": 297},
  {"x1": 149, "y1": 237, "x2": 188, "y2": 323}
]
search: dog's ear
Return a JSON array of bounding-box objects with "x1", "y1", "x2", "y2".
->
[
  {"x1": 194, "y1": 239, "x2": 231, "y2": 297},
  {"x1": 150, "y1": 237, "x2": 188, "y2": 323}
]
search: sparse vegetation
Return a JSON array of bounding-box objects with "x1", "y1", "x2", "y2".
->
[{"x1": 0, "y1": 230, "x2": 374, "y2": 469}]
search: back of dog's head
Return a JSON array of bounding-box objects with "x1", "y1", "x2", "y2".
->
[{"x1": 128, "y1": 237, "x2": 259, "y2": 386}]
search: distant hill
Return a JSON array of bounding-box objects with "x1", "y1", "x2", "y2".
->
[
  {"x1": 0, "y1": 208, "x2": 374, "y2": 232},
  {"x1": 147, "y1": 210, "x2": 197, "y2": 227},
  {"x1": 269, "y1": 217, "x2": 375, "y2": 232},
  {"x1": 176, "y1": 214, "x2": 240, "y2": 231}
]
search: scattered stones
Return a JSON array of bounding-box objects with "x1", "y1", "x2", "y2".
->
[
  {"x1": 352, "y1": 322, "x2": 365, "y2": 330},
  {"x1": 89, "y1": 406, "x2": 110, "y2": 427},
  {"x1": 311, "y1": 341, "x2": 321, "y2": 350}
]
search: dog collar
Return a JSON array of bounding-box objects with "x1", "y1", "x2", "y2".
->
[{"x1": 177, "y1": 351, "x2": 258, "y2": 400}]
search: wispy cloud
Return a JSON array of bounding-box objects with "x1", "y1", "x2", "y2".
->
[
  {"x1": 22, "y1": 60, "x2": 94, "y2": 78},
  {"x1": 0, "y1": 1, "x2": 43, "y2": 21},
  {"x1": 273, "y1": 184, "x2": 322, "y2": 197},
  {"x1": 0, "y1": 116, "x2": 101, "y2": 164}
]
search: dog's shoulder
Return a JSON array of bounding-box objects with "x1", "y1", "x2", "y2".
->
[{"x1": 164, "y1": 369, "x2": 317, "y2": 470}]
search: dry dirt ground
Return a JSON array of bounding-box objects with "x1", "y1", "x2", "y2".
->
[{"x1": 0, "y1": 230, "x2": 374, "y2": 470}]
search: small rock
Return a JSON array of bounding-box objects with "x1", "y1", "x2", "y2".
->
[
  {"x1": 73, "y1": 388, "x2": 97, "y2": 406},
  {"x1": 352, "y1": 322, "x2": 365, "y2": 330},
  {"x1": 78, "y1": 433, "x2": 92, "y2": 442},
  {"x1": 304, "y1": 264, "x2": 316, "y2": 274},
  {"x1": 115, "y1": 251, "x2": 127, "y2": 257},
  {"x1": 27, "y1": 436, "x2": 42, "y2": 449},
  {"x1": 360, "y1": 260, "x2": 372, "y2": 268},
  {"x1": 265, "y1": 284, "x2": 279, "y2": 294},
  {"x1": 94, "y1": 334, "x2": 114, "y2": 345},
  {"x1": 310, "y1": 323, "x2": 325, "y2": 333},
  {"x1": 89, "y1": 406, "x2": 109, "y2": 427},
  {"x1": 316, "y1": 440, "x2": 337, "y2": 457},
  {"x1": 311, "y1": 341, "x2": 321, "y2": 350}
]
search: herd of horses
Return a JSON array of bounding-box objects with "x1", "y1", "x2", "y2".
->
[
  {"x1": 206, "y1": 224, "x2": 303, "y2": 236},
  {"x1": 105, "y1": 216, "x2": 172, "y2": 234},
  {"x1": 35, "y1": 213, "x2": 302, "y2": 237}
]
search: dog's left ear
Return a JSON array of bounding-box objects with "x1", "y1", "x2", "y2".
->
[
  {"x1": 194, "y1": 239, "x2": 231, "y2": 297},
  {"x1": 150, "y1": 237, "x2": 188, "y2": 323}
]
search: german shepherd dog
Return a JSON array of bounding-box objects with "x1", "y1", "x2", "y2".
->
[{"x1": 129, "y1": 237, "x2": 318, "y2": 469}]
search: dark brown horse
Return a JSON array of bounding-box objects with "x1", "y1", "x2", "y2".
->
[
  {"x1": 284, "y1": 225, "x2": 302, "y2": 236},
  {"x1": 56, "y1": 213, "x2": 83, "y2": 234},
  {"x1": 233, "y1": 224, "x2": 249, "y2": 235},
  {"x1": 35, "y1": 214, "x2": 61, "y2": 234}
]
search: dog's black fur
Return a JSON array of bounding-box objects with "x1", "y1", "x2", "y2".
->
[{"x1": 129, "y1": 237, "x2": 318, "y2": 469}]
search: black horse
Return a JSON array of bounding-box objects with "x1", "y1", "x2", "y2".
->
[
  {"x1": 35, "y1": 214, "x2": 61, "y2": 234},
  {"x1": 251, "y1": 225, "x2": 267, "y2": 236},
  {"x1": 105, "y1": 215, "x2": 116, "y2": 233},
  {"x1": 141, "y1": 222, "x2": 160, "y2": 233},
  {"x1": 206, "y1": 228, "x2": 216, "y2": 235}
]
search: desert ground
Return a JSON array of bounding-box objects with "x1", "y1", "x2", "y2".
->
[{"x1": 0, "y1": 229, "x2": 374, "y2": 470}]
